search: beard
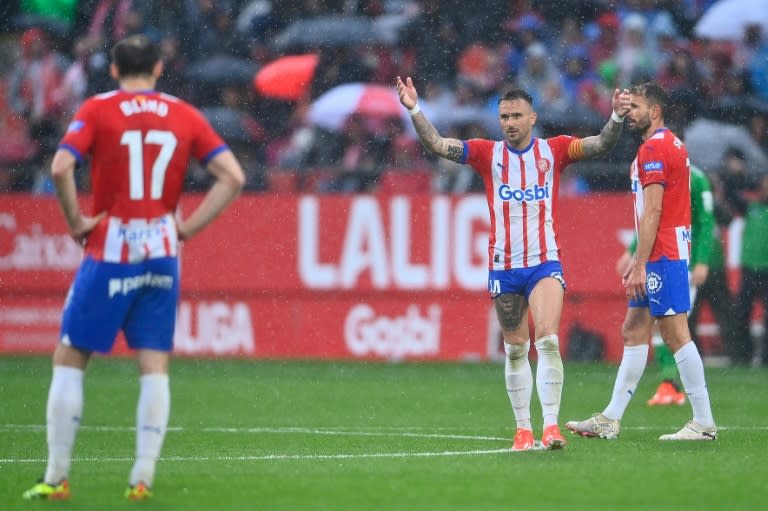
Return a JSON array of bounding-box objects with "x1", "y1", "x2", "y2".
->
[{"x1": 627, "y1": 115, "x2": 651, "y2": 135}]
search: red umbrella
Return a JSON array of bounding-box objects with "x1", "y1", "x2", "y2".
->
[{"x1": 253, "y1": 54, "x2": 319, "y2": 101}]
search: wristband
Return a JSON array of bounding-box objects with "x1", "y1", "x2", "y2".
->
[
  {"x1": 611, "y1": 111, "x2": 625, "y2": 123},
  {"x1": 408, "y1": 103, "x2": 421, "y2": 116}
]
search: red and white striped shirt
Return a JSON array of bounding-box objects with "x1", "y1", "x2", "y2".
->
[{"x1": 462, "y1": 136, "x2": 582, "y2": 270}]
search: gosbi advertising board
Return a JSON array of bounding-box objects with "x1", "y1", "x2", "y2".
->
[{"x1": 0, "y1": 193, "x2": 727, "y2": 362}]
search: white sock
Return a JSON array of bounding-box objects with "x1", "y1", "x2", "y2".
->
[
  {"x1": 129, "y1": 373, "x2": 170, "y2": 487},
  {"x1": 45, "y1": 366, "x2": 84, "y2": 484},
  {"x1": 674, "y1": 342, "x2": 716, "y2": 427},
  {"x1": 534, "y1": 335, "x2": 563, "y2": 428},
  {"x1": 602, "y1": 345, "x2": 648, "y2": 421},
  {"x1": 504, "y1": 342, "x2": 533, "y2": 430}
]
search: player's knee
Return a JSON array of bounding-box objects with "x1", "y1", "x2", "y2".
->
[
  {"x1": 534, "y1": 334, "x2": 560, "y2": 355},
  {"x1": 620, "y1": 322, "x2": 646, "y2": 346},
  {"x1": 504, "y1": 341, "x2": 530, "y2": 361}
]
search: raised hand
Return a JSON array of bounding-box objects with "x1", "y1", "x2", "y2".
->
[
  {"x1": 395, "y1": 76, "x2": 418, "y2": 110},
  {"x1": 612, "y1": 88, "x2": 631, "y2": 118}
]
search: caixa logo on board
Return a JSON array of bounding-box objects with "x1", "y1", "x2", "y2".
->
[
  {"x1": 498, "y1": 183, "x2": 550, "y2": 202},
  {"x1": 344, "y1": 304, "x2": 441, "y2": 359},
  {"x1": 0, "y1": 212, "x2": 82, "y2": 270}
]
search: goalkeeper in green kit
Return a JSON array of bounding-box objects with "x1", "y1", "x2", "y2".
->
[{"x1": 616, "y1": 164, "x2": 716, "y2": 405}]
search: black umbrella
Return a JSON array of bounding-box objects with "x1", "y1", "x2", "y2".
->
[
  {"x1": 200, "y1": 107, "x2": 259, "y2": 144},
  {"x1": 537, "y1": 104, "x2": 604, "y2": 133},
  {"x1": 707, "y1": 96, "x2": 758, "y2": 124},
  {"x1": 530, "y1": 0, "x2": 611, "y2": 22},
  {"x1": 271, "y1": 16, "x2": 395, "y2": 51},
  {"x1": 184, "y1": 56, "x2": 258, "y2": 86}
]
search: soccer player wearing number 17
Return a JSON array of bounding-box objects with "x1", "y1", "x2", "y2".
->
[
  {"x1": 397, "y1": 75, "x2": 631, "y2": 451},
  {"x1": 22, "y1": 35, "x2": 245, "y2": 501},
  {"x1": 566, "y1": 82, "x2": 717, "y2": 441}
]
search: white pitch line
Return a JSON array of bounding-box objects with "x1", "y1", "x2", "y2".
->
[
  {"x1": 0, "y1": 424, "x2": 519, "y2": 464},
  {"x1": 2, "y1": 423, "x2": 766, "y2": 433},
  {"x1": 0, "y1": 448, "x2": 517, "y2": 464},
  {"x1": 0, "y1": 424, "x2": 509, "y2": 441}
]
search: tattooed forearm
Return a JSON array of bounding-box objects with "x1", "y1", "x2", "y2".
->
[
  {"x1": 445, "y1": 144, "x2": 463, "y2": 161},
  {"x1": 412, "y1": 113, "x2": 442, "y2": 150},
  {"x1": 580, "y1": 117, "x2": 624, "y2": 158},
  {"x1": 411, "y1": 113, "x2": 464, "y2": 162}
]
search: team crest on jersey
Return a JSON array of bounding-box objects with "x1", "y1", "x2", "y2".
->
[
  {"x1": 536, "y1": 158, "x2": 551, "y2": 173},
  {"x1": 647, "y1": 272, "x2": 662, "y2": 294}
]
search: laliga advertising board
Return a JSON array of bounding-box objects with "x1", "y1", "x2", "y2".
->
[{"x1": 0, "y1": 194, "x2": 633, "y2": 361}]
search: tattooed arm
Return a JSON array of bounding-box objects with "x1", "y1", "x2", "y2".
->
[
  {"x1": 395, "y1": 75, "x2": 465, "y2": 162},
  {"x1": 578, "y1": 88, "x2": 631, "y2": 159},
  {"x1": 410, "y1": 111, "x2": 465, "y2": 162}
]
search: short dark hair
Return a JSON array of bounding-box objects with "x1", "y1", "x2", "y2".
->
[
  {"x1": 498, "y1": 88, "x2": 534, "y2": 106},
  {"x1": 629, "y1": 81, "x2": 668, "y2": 114},
  {"x1": 111, "y1": 35, "x2": 160, "y2": 77}
]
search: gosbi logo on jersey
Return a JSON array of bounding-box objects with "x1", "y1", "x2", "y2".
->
[{"x1": 498, "y1": 183, "x2": 550, "y2": 202}]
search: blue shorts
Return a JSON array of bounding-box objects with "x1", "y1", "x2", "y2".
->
[
  {"x1": 60, "y1": 256, "x2": 180, "y2": 353},
  {"x1": 629, "y1": 258, "x2": 690, "y2": 317},
  {"x1": 488, "y1": 261, "x2": 566, "y2": 300}
]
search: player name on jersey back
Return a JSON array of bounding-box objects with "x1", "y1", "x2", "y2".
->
[{"x1": 119, "y1": 96, "x2": 169, "y2": 117}]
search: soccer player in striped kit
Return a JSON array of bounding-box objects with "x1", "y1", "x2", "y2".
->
[
  {"x1": 23, "y1": 35, "x2": 245, "y2": 500},
  {"x1": 396, "y1": 75, "x2": 631, "y2": 451},
  {"x1": 566, "y1": 82, "x2": 717, "y2": 441}
]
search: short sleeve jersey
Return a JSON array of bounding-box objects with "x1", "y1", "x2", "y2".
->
[
  {"x1": 630, "y1": 128, "x2": 691, "y2": 262},
  {"x1": 59, "y1": 90, "x2": 227, "y2": 263},
  {"x1": 460, "y1": 136, "x2": 581, "y2": 270}
]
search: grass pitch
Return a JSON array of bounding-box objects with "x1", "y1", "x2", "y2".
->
[{"x1": 1, "y1": 356, "x2": 766, "y2": 510}]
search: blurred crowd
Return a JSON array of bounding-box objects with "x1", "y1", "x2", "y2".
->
[
  {"x1": 0, "y1": 0, "x2": 767, "y2": 363},
  {"x1": 1, "y1": 0, "x2": 767, "y2": 196}
]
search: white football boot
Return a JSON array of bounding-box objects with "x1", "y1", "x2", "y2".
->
[
  {"x1": 659, "y1": 420, "x2": 717, "y2": 441},
  {"x1": 565, "y1": 414, "x2": 620, "y2": 439}
]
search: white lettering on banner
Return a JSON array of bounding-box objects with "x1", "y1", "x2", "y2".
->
[
  {"x1": 340, "y1": 197, "x2": 388, "y2": 287},
  {"x1": 174, "y1": 301, "x2": 254, "y2": 355},
  {"x1": 344, "y1": 304, "x2": 441, "y2": 359},
  {"x1": 298, "y1": 196, "x2": 488, "y2": 290},
  {"x1": 0, "y1": 306, "x2": 61, "y2": 325},
  {"x1": 391, "y1": 197, "x2": 428, "y2": 287},
  {"x1": 431, "y1": 197, "x2": 451, "y2": 288},
  {"x1": 0, "y1": 213, "x2": 82, "y2": 270},
  {"x1": 298, "y1": 198, "x2": 336, "y2": 287}
]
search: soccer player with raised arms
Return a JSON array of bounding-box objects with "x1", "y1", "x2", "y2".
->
[
  {"x1": 23, "y1": 34, "x2": 245, "y2": 500},
  {"x1": 566, "y1": 82, "x2": 717, "y2": 441},
  {"x1": 396, "y1": 75, "x2": 630, "y2": 451}
]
